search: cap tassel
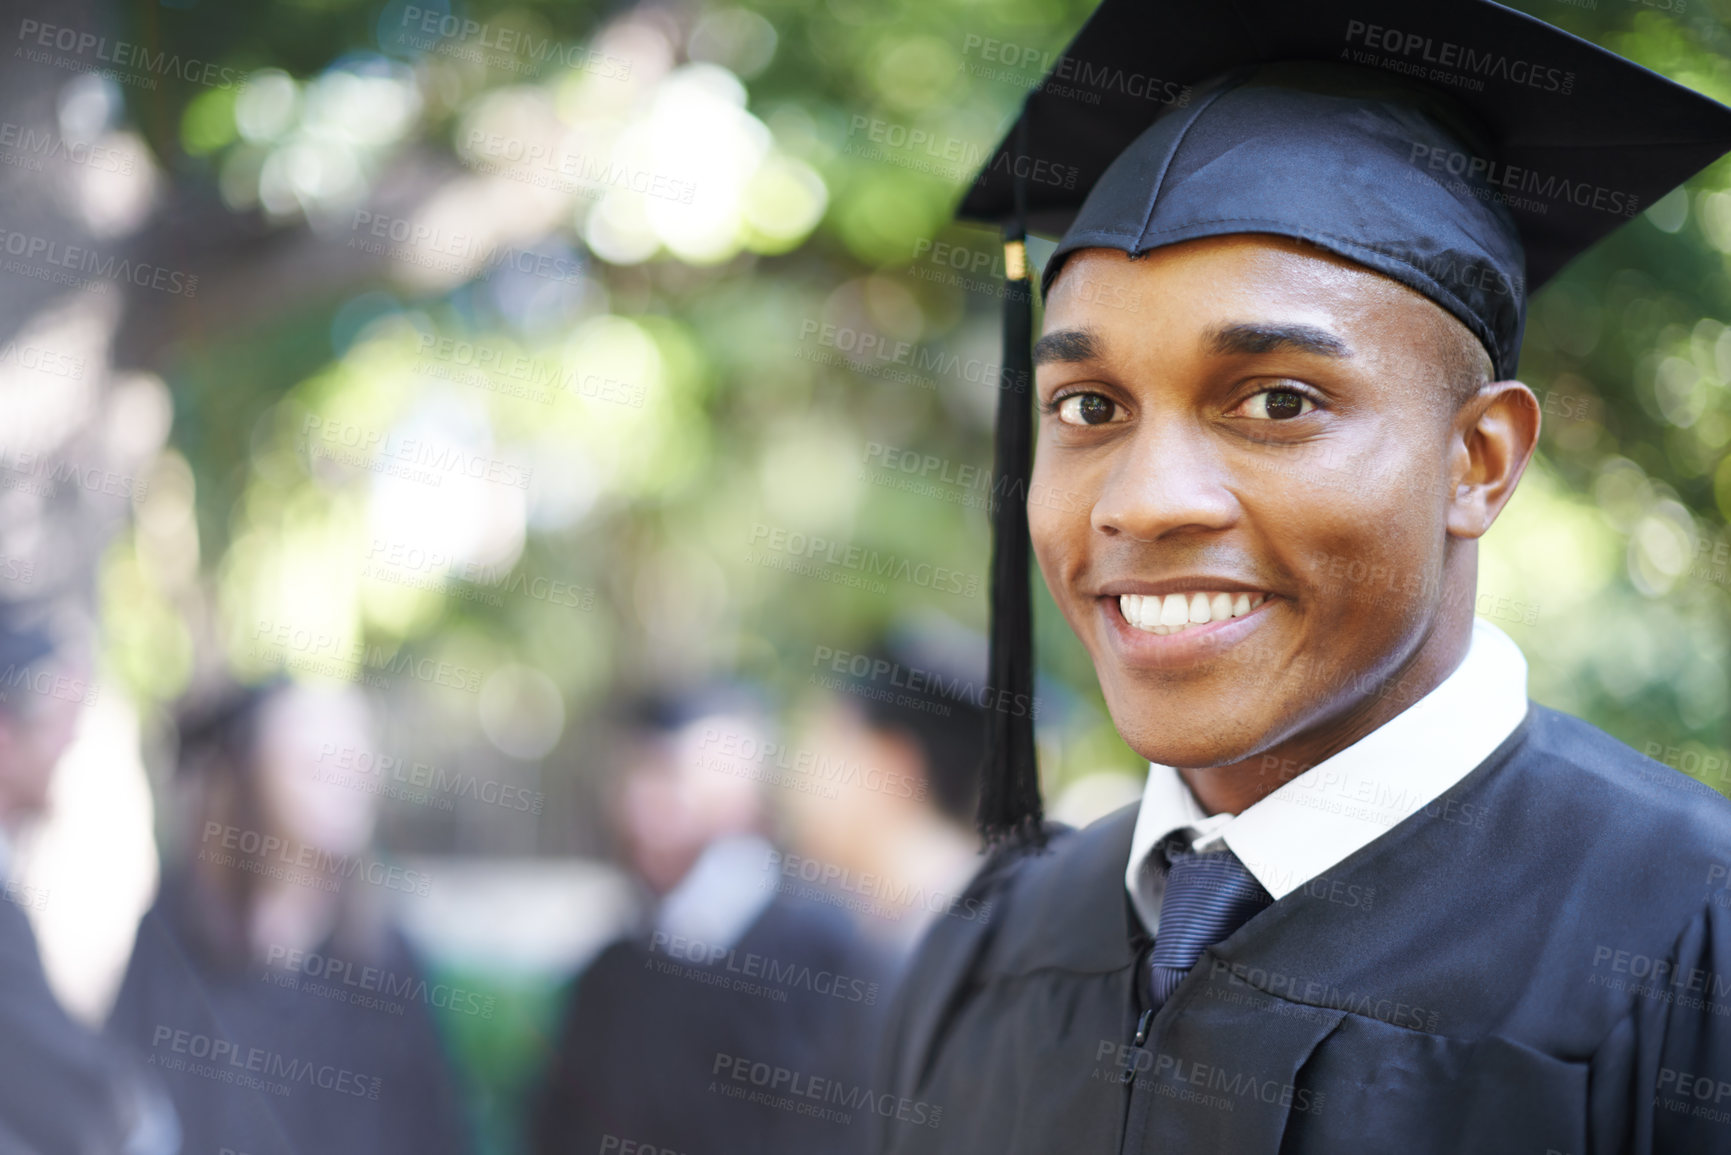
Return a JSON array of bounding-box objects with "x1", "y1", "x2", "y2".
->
[{"x1": 977, "y1": 180, "x2": 1044, "y2": 850}]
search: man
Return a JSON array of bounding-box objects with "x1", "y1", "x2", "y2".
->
[
  {"x1": 0, "y1": 605, "x2": 179, "y2": 1154},
  {"x1": 872, "y1": 2, "x2": 1731, "y2": 1152}
]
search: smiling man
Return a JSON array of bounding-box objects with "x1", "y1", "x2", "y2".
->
[{"x1": 869, "y1": 2, "x2": 1731, "y2": 1154}]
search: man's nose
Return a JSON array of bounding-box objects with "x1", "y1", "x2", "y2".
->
[{"x1": 1089, "y1": 422, "x2": 1239, "y2": 541}]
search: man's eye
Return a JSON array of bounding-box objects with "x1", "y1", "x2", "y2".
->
[
  {"x1": 1054, "y1": 393, "x2": 1121, "y2": 426},
  {"x1": 1239, "y1": 388, "x2": 1315, "y2": 420}
]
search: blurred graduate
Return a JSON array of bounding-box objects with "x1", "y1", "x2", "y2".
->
[
  {"x1": 107, "y1": 680, "x2": 471, "y2": 1155},
  {"x1": 530, "y1": 685, "x2": 891, "y2": 1155},
  {"x1": 0, "y1": 605, "x2": 179, "y2": 1154},
  {"x1": 871, "y1": 2, "x2": 1731, "y2": 1152}
]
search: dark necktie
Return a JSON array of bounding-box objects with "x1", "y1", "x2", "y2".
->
[{"x1": 1145, "y1": 839, "x2": 1273, "y2": 1008}]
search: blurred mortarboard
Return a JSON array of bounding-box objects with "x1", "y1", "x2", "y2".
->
[
  {"x1": 961, "y1": 0, "x2": 1731, "y2": 846},
  {"x1": 616, "y1": 680, "x2": 772, "y2": 739}
]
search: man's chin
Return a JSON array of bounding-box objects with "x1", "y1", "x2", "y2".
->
[
  {"x1": 1122, "y1": 739, "x2": 1250, "y2": 773},
  {"x1": 1112, "y1": 714, "x2": 1281, "y2": 774}
]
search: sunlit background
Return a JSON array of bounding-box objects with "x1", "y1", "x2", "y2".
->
[{"x1": 2, "y1": 0, "x2": 1729, "y2": 1150}]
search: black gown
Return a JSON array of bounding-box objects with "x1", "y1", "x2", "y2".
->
[
  {"x1": 871, "y1": 704, "x2": 1731, "y2": 1154},
  {"x1": 532, "y1": 890, "x2": 895, "y2": 1155},
  {"x1": 106, "y1": 882, "x2": 473, "y2": 1155},
  {"x1": 0, "y1": 896, "x2": 169, "y2": 1153}
]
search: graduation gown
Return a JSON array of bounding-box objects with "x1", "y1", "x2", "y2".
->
[
  {"x1": 532, "y1": 890, "x2": 894, "y2": 1155},
  {"x1": 0, "y1": 897, "x2": 173, "y2": 1155},
  {"x1": 872, "y1": 704, "x2": 1731, "y2": 1154},
  {"x1": 106, "y1": 884, "x2": 472, "y2": 1155}
]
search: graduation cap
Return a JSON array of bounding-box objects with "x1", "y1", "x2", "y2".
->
[{"x1": 961, "y1": 0, "x2": 1731, "y2": 847}]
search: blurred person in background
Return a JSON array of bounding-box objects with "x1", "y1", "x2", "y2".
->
[
  {"x1": 0, "y1": 602, "x2": 180, "y2": 1154},
  {"x1": 530, "y1": 684, "x2": 890, "y2": 1155},
  {"x1": 784, "y1": 621, "x2": 990, "y2": 962},
  {"x1": 105, "y1": 678, "x2": 471, "y2": 1155}
]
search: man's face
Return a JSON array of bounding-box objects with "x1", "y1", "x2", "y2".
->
[{"x1": 1030, "y1": 236, "x2": 1484, "y2": 771}]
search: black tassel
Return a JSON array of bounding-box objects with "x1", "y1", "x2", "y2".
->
[{"x1": 976, "y1": 135, "x2": 1044, "y2": 851}]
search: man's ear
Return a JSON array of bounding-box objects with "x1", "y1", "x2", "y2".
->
[{"x1": 1446, "y1": 380, "x2": 1541, "y2": 540}]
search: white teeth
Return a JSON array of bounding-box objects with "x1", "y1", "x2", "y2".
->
[{"x1": 1119, "y1": 591, "x2": 1269, "y2": 636}]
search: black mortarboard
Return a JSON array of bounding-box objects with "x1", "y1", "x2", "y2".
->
[{"x1": 961, "y1": 0, "x2": 1731, "y2": 847}]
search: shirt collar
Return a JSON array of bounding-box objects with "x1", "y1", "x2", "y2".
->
[
  {"x1": 1125, "y1": 617, "x2": 1530, "y2": 931},
  {"x1": 654, "y1": 833, "x2": 778, "y2": 952}
]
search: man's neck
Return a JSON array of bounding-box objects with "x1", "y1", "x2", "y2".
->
[{"x1": 1178, "y1": 606, "x2": 1475, "y2": 815}]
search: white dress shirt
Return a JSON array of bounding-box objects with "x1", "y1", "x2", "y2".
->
[{"x1": 1124, "y1": 617, "x2": 1531, "y2": 933}]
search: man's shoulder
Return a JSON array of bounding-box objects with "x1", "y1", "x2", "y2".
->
[
  {"x1": 890, "y1": 804, "x2": 1139, "y2": 1008},
  {"x1": 874, "y1": 807, "x2": 1141, "y2": 1121},
  {"x1": 1508, "y1": 703, "x2": 1731, "y2": 853}
]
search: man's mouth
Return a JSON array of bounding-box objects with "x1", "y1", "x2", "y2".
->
[{"x1": 1117, "y1": 591, "x2": 1270, "y2": 636}]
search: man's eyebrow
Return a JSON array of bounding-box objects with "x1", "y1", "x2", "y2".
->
[
  {"x1": 1032, "y1": 328, "x2": 1103, "y2": 366},
  {"x1": 1206, "y1": 322, "x2": 1351, "y2": 360}
]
